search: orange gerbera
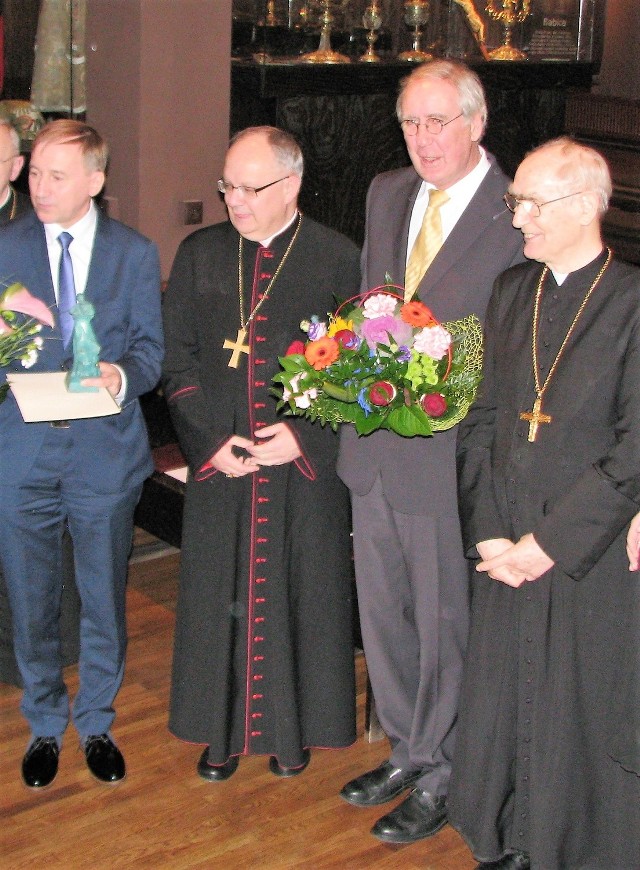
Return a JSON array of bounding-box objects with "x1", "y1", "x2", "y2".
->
[
  {"x1": 400, "y1": 300, "x2": 437, "y2": 327},
  {"x1": 304, "y1": 336, "x2": 340, "y2": 371}
]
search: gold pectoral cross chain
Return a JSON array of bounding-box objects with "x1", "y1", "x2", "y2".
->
[
  {"x1": 519, "y1": 250, "x2": 612, "y2": 443},
  {"x1": 224, "y1": 214, "x2": 303, "y2": 369},
  {"x1": 520, "y1": 396, "x2": 552, "y2": 443}
]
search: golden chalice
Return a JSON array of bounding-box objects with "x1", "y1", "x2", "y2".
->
[
  {"x1": 301, "y1": 0, "x2": 351, "y2": 64},
  {"x1": 398, "y1": 1, "x2": 432, "y2": 64},
  {"x1": 486, "y1": 0, "x2": 531, "y2": 60},
  {"x1": 360, "y1": 2, "x2": 383, "y2": 63}
]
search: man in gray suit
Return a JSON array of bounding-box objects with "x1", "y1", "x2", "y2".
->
[{"x1": 337, "y1": 59, "x2": 523, "y2": 844}]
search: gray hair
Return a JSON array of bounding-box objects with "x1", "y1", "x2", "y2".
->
[
  {"x1": 528, "y1": 136, "x2": 612, "y2": 214},
  {"x1": 0, "y1": 118, "x2": 21, "y2": 154},
  {"x1": 230, "y1": 126, "x2": 304, "y2": 180},
  {"x1": 396, "y1": 59, "x2": 488, "y2": 135}
]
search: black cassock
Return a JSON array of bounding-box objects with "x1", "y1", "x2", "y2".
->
[
  {"x1": 162, "y1": 216, "x2": 360, "y2": 767},
  {"x1": 449, "y1": 252, "x2": 640, "y2": 869}
]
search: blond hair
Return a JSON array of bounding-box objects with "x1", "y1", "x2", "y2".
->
[{"x1": 33, "y1": 120, "x2": 108, "y2": 173}]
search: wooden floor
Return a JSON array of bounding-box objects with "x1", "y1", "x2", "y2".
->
[{"x1": 0, "y1": 534, "x2": 476, "y2": 870}]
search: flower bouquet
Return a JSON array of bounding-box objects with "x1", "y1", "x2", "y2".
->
[
  {"x1": 0, "y1": 281, "x2": 55, "y2": 401},
  {"x1": 272, "y1": 283, "x2": 483, "y2": 437}
]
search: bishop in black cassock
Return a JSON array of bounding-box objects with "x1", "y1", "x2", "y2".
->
[
  {"x1": 449, "y1": 139, "x2": 640, "y2": 869},
  {"x1": 162, "y1": 127, "x2": 360, "y2": 778}
]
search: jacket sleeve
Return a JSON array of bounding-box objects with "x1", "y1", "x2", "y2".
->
[
  {"x1": 119, "y1": 237, "x2": 164, "y2": 404},
  {"x1": 456, "y1": 273, "x2": 514, "y2": 557}
]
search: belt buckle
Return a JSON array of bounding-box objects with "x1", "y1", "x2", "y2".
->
[{"x1": 50, "y1": 420, "x2": 70, "y2": 429}]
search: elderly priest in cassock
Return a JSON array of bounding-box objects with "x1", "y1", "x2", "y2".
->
[
  {"x1": 162, "y1": 126, "x2": 360, "y2": 781},
  {"x1": 448, "y1": 137, "x2": 640, "y2": 870}
]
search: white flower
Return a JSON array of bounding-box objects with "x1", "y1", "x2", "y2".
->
[
  {"x1": 294, "y1": 387, "x2": 318, "y2": 409},
  {"x1": 283, "y1": 371, "x2": 318, "y2": 409},
  {"x1": 413, "y1": 325, "x2": 452, "y2": 360},
  {"x1": 362, "y1": 293, "x2": 398, "y2": 319},
  {"x1": 21, "y1": 348, "x2": 39, "y2": 369}
]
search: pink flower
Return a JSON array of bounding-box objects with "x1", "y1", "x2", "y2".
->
[
  {"x1": 413, "y1": 325, "x2": 451, "y2": 360},
  {"x1": 362, "y1": 293, "x2": 398, "y2": 319},
  {"x1": 360, "y1": 315, "x2": 412, "y2": 350},
  {"x1": 0, "y1": 283, "x2": 55, "y2": 328}
]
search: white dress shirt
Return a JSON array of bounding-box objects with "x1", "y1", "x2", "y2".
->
[
  {"x1": 406, "y1": 146, "x2": 492, "y2": 262},
  {"x1": 43, "y1": 201, "x2": 126, "y2": 401}
]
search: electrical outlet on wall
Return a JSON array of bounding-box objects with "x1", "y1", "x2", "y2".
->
[{"x1": 182, "y1": 200, "x2": 203, "y2": 225}]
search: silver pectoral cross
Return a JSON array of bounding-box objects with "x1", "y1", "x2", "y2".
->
[{"x1": 223, "y1": 327, "x2": 250, "y2": 368}]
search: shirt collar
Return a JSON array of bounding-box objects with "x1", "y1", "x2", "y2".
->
[
  {"x1": 44, "y1": 200, "x2": 98, "y2": 246},
  {"x1": 417, "y1": 146, "x2": 490, "y2": 201},
  {"x1": 259, "y1": 210, "x2": 299, "y2": 248}
]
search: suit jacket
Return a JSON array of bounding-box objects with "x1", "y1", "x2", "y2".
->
[
  {"x1": 337, "y1": 156, "x2": 524, "y2": 515},
  {"x1": 0, "y1": 208, "x2": 164, "y2": 494}
]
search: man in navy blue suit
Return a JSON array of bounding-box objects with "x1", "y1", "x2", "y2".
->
[{"x1": 0, "y1": 120, "x2": 163, "y2": 789}]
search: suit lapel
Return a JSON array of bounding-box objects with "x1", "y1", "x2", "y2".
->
[
  {"x1": 387, "y1": 174, "x2": 420, "y2": 288},
  {"x1": 84, "y1": 211, "x2": 114, "y2": 302},
  {"x1": 23, "y1": 214, "x2": 57, "y2": 309},
  {"x1": 419, "y1": 161, "x2": 509, "y2": 295}
]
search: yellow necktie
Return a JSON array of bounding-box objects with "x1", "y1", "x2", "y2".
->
[{"x1": 404, "y1": 188, "x2": 450, "y2": 302}]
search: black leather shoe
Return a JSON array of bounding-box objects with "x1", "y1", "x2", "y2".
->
[
  {"x1": 268, "y1": 748, "x2": 310, "y2": 778},
  {"x1": 22, "y1": 737, "x2": 59, "y2": 789},
  {"x1": 476, "y1": 851, "x2": 531, "y2": 869},
  {"x1": 197, "y1": 748, "x2": 239, "y2": 782},
  {"x1": 340, "y1": 760, "x2": 422, "y2": 807},
  {"x1": 83, "y1": 734, "x2": 126, "y2": 783},
  {"x1": 371, "y1": 788, "x2": 447, "y2": 843}
]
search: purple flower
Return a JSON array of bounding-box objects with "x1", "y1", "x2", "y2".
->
[
  {"x1": 359, "y1": 315, "x2": 412, "y2": 351},
  {"x1": 307, "y1": 317, "x2": 328, "y2": 341},
  {"x1": 397, "y1": 345, "x2": 411, "y2": 362}
]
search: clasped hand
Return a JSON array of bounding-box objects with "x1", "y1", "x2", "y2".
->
[
  {"x1": 476, "y1": 533, "x2": 554, "y2": 588},
  {"x1": 210, "y1": 423, "x2": 302, "y2": 477}
]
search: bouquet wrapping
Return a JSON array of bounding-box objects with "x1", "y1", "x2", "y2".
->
[{"x1": 272, "y1": 284, "x2": 483, "y2": 437}]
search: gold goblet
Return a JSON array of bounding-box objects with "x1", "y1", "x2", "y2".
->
[
  {"x1": 486, "y1": 0, "x2": 531, "y2": 60},
  {"x1": 301, "y1": 0, "x2": 350, "y2": 64},
  {"x1": 360, "y1": 2, "x2": 383, "y2": 63},
  {"x1": 398, "y1": 0, "x2": 432, "y2": 64}
]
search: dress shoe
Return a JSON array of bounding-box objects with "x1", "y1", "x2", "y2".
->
[
  {"x1": 476, "y1": 851, "x2": 531, "y2": 870},
  {"x1": 340, "y1": 760, "x2": 423, "y2": 807},
  {"x1": 83, "y1": 734, "x2": 126, "y2": 783},
  {"x1": 371, "y1": 788, "x2": 447, "y2": 843},
  {"x1": 197, "y1": 747, "x2": 239, "y2": 782},
  {"x1": 22, "y1": 737, "x2": 59, "y2": 789},
  {"x1": 268, "y1": 748, "x2": 310, "y2": 778}
]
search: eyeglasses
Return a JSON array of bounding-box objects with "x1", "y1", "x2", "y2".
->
[
  {"x1": 217, "y1": 176, "x2": 291, "y2": 198},
  {"x1": 400, "y1": 113, "x2": 464, "y2": 137},
  {"x1": 503, "y1": 191, "x2": 585, "y2": 218}
]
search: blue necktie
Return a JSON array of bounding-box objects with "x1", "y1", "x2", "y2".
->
[{"x1": 58, "y1": 231, "x2": 76, "y2": 347}]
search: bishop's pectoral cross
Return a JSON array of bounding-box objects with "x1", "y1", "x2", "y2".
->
[
  {"x1": 520, "y1": 397, "x2": 552, "y2": 443},
  {"x1": 223, "y1": 327, "x2": 250, "y2": 368}
]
